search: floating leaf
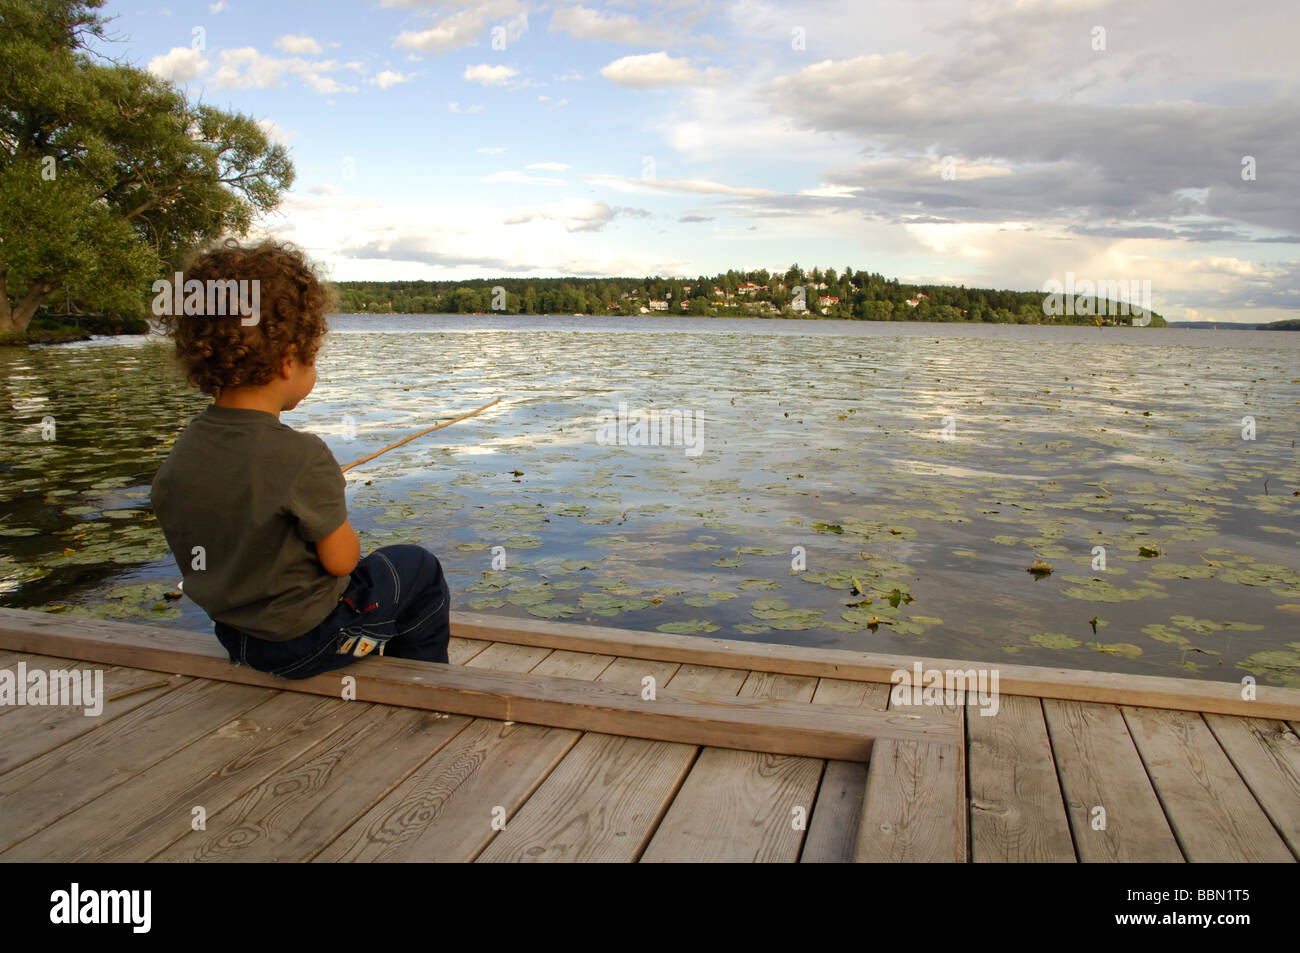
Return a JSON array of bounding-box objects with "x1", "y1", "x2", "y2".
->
[
  {"x1": 1087, "y1": 641, "x2": 1143, "y2": 658},
  {"x1": 527, "y1": 602, "x2": 577, "y2": 619},
  {"x1": 1030, "y1": 632, "x2": 1080, "y2": 649},
  {"x1": 1238, "y1": 643, "x2": 1300, "y2": 687},
  {"x1": 657, "y1": 619, "x2": 720, "y2": 635}
]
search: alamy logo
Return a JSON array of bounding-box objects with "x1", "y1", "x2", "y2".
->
[
  {"x1": 890, "y1": 662, "x2": 1000, "y2": 716},
  {"x1": 0, "y1": 663, "x2": 103, "y2": 716},
  {"x1": 595, "y1": 401, "x2": 704, "y2": 457},
  {"x1": 50, "y1": 883, "x2": 151, "y2": 933},
  {"x1": 151, "y1": 272, "x2": 261, "y2": 326}
]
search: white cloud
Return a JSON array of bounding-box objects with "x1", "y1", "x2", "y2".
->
[
  {"x1": 308, "y1": 184, "x2": 340, "y2": 195},
  {"x1": 549, "y1": 4, "x2": 674, "y2": 44},
  {"x1": 584, "y1": 173, "x2": 778, "y2": 197},
  {"x1": 147, "y1": 47, "x2": 209, "y2": 83},
  {"x1": 393, "y1": 0, "x2": 527, "y2": 55},
  {"x1": 370, "y1": 69, "x2": 410, "y2": 88},
  {"x1": 797, "y1": 184, "x2": 862, "y2": 198},
  {"x1": 482, "y1": 170, "x2": 565, "y2": 185},
  {"x1": 212, "y1": 47, "x2": 357, "y2": 94},
  {"x1": 276, "y1": 35, "x2": 323, "y2": 55},
  {"x1": 449, "y1": 102, "x2": 483, "y2": 113},
  {"x1": 553, "y1": 69, "x2": 582, "y2": 81},
  {"x1": 255, "y1": 118, "x2": 293, "y2": 145},
  {"x1": 502, "y1": 197, "x2": 625, "y2": 231},
  {"x1": 599, "y1": 52, "x2": 725, "y2": 88},
  {"x1": 526, "y1": 162, "x2": 570, "y2": 171},
  {"x1": 477, "y1": 146, "x2": 507, "y2": 153},
  {"x1": 208, "y1": 1, "x2": 225, "y2": 12},
  {"x1": 464, "y1": 63, "x2": 519, "y2": 86}
]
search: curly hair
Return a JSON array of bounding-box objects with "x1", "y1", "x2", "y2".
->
[{"x1": 159, "y1": 239, "x2": 335, "y2": 395}]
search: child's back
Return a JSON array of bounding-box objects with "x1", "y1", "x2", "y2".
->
[
  {"x1": 152, "y1": 404, "x2": 348, "y2": 641},
  {"x1": 151, "y1": 238, "x2": 451, "y2": 679}
]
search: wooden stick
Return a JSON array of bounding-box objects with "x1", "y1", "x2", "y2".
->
[{"x1": 340, "y1": 397, "x2": 501, "y2": 472}]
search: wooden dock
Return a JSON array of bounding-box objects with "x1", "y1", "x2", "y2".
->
[{"x1": 1, "y1": 607, "x2": 1297, "y2": 862}]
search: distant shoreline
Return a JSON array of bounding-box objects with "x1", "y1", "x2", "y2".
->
[{"x1": 329, "y1": 310, "x2": 1170, "y2": 327}]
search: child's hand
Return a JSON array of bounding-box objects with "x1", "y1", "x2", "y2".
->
[{"x1": 316, "y1": 518, "x2": 360, "y2": 576}]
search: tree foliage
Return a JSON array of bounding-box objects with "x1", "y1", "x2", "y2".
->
[
  {"x1": 0, "y1": 0, "x2": 294, "y2": 333},
  {"x1": 332, "y1": 267, "x2": 1166, "y2": 327}
]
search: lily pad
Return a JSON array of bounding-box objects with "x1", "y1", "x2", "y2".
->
[
  {"x1": 657, "y1": 619, "x2": 721, "y2": 635},
  {"x1": 1030, "y1": 632, "x2": 1080, "y2": 649}
]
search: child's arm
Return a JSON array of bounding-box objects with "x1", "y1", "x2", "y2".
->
[
  {"x1": 316, "y1": 519, "x2": 360, "y2": 576},
  {"x1": 289, "y1": 437, "x2": 358, "y2": 576}
]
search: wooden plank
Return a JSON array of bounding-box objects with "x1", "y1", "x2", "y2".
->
[
  {"x1": 662, "y1": 663, "x2": 747, "y2": 697},
  {"x1": 638, "y1": 745, "x2": 820, "y2": 863},
  {"x1": 594, "y1": 657, "x2": 680, "y2": 693},
  {"x1": 449, "y1": 610, "x2": 1300, "y2": 718},
  {"x1": 1, "y1": 692, "x2": 368, "y2": 861},
  {"x1": 799, "y1": 762, "x2": 864, "y2": 863},
  {"x1": 0, "y1": 650, "x2": 30, "y2": 669},
  {"x1": 315, "y1": 719, "x2": 580, "y2": 862},
  {"x1": 324, "y1": 646, "x2": 656, "y2": 862},
  {"x1": 1041, "y1": 698, "x2": 1182, "y2": 862},
  {"x1": 1203, "y1": 713, "x2": 1300, "y2": 858},
  {"x1": 1122, "y1": 706, "x2": 1293, "y2": 862},
  {"x1": 476, "y1": 732, "x2": 697, "y2": 863},
  {"x1": 966, "y1": 693, "x2": 1075, "y2": 862},
  {"x1": 531, "y1": 649, "x2": 615, "y2": 681},
  {"x1": 13, "y1": 604, "x2": 1292, "y2": 715},
  {"x1": 0, "y1": 679, "x2": 273, "y2": 852},
  {"x1": 0, "y1": 652, "x2": 115, "y2": 722},
  {"x1": 448, "y1": 637, "x2": 490, "y2": 665},
  {"x1": 0, "y1": 662, "x2": 188, "y2": 773},
  {"x1": 317, "y1": 620, "x2": 608, "y2": 861},
  {"x1": 638, "y1": 669, "x2": 822, "y2": 863},
  {"x1": 321, "y1": 639, "x2": 681, "y2": 863},
  {"x1": 0, "y1": 607, "x2": 957, "y2": 761},
  {"x1": 851, "y1": 680, "x2": 967, "y2": 863},
  {"x1": 855, "y1": 739, "x2": 966, "y2": 862},
  {"x1": 800, "y1": 678, "x2": 890, "y2": 863},
  {"x1": 812, "y1": 677, "x2": 891, "y2": 710},
  {"x1": 464, "y1": 654, "x2": 696, "y2": 862},
  {"x1": 466, "y1": 658, "x2": 721, "y2": 861},
  {"x1": 152, "y1": 704, "x2": 467, "y2": 861},
  {"x1": 464, "y1": 642, "x2": 552, "y2": 672}
]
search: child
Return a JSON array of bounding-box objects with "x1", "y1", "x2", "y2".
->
[{"x1": 151, "y1": 238, "x2": 451, "y2": 679}]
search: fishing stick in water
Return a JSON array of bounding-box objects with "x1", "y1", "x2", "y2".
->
[{"x1": 340, "y1": 397, "x2": 502, "y2": 472}]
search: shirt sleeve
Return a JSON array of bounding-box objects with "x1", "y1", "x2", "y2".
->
[{"x1": 286, "y1": 437, "x2": 348, "y2": 542}]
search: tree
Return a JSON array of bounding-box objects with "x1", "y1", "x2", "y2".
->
[{"x1": 0, "y1": 0, "x2": 293, "y2": 333}]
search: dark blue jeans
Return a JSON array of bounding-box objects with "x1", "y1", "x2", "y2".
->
[{"x1": 214, "y1": 545, "x2": 451, "y2": 680}]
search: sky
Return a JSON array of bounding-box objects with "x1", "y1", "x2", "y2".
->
[{"x1": 91, "y1": 0, "x2": 1300, "y2": 323}]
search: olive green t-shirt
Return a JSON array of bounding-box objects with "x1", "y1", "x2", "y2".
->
[{"x1": 151, "y1": 404, "x2": 350, "y2": 641}]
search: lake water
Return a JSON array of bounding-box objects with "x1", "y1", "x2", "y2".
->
[{"x1": 2, "y1": 315, "x2": 1297, "y2": 686}]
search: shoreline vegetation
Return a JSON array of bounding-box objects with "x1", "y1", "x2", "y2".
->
[
  {"x1": 332, "y1": 268, "x2": 1170, "y2": 326},
  {"x1": 0, "y1": 313, "x2": 150, "y2": 346},
  {"x1": 9, "y1": 269, "x2": 1300, "y2": 346}
]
